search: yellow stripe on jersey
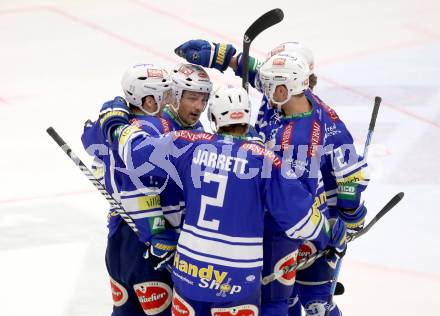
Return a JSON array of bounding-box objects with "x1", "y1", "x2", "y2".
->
[
  {"x1": 311, "y1": 205, "x2": 321, "y2": 226},
  {"x1": 99, "y1": 111, "x2": 126, "y2": 126},
  {"x1": 155, "y1": 243, "x2": 177, "y2": 251},
  {"x1": 137, "y1": 195, "x2": 161, "y2": 210},
  {"x1": 92, "y1": 166, "x2": 104, "y2": 179},
  {"x1": 119, "y1": 125, "x2": 142, "y2": 146},
  {"x1": 336, "y1": 170, "x2": 366, "y2": 185},
  {"x1": 310, "y1": 192, "x2": 326, "y2": 225}
]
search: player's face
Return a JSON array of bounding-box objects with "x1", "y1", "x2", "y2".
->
[{"x1": 178, "y1": 91, "x2": 209, "y2": 125}]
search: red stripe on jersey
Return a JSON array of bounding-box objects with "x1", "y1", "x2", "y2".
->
[
  {"x1": 311, "y1": 93, "x2": 339, "y2": 122},
  {"x1": 129, "y1": 118, "x2": 142, "y2": 127},
  {"x1": 241, "y1": 142, "x2": 281, "y2": 169},
  {"x1": 308, "y1": 120, "x2": 321, "y2": 157},
  {"x1": 174, "y1": 130, "x2": 214, "y2": 142},
  {"x1": 281, "y1": 122, "x2": 294, "y2": 152},
  {"x1": 159, "y1": 118, "x2": 171, "y2": 133}
]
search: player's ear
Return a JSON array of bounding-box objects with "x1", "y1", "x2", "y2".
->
[{"x1": 139, "y1": 96, "x2": 154, "y2": 114}]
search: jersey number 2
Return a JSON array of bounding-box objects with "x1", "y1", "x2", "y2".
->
[{"x1": 197, "y1": 172, "x2": 227, "y2": 231}]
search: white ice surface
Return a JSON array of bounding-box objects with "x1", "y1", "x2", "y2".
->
[{"x1": 1, "y1": 0, "x2": 439, "y2": 315}]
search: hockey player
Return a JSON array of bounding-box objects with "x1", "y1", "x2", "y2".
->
[
  {"x1": 97, "y1": 86, "x2": 348, "y2": 316},
  {"x1": 241, "y1": 44, "x2": 368, "y2": 316},
  {"x1": 162, "y1": 63, "x2": 211, "y2": 131},
  {"x1": 257, "y1": 53, "x2": 359, "y2": 316},
  {"x1": 82, "y1": 62, "x2": 212, "y2": 316},
  {"x1": 175, "y1": 40, "x2": 368, "y2": 316}
]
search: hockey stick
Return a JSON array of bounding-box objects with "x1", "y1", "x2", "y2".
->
[
  {"x1": 47, "y1": 126, "x2": 177, "y2": 272},
  {"x1": 324, "y1": 95, "x2": 383, "y2": 313},
  {"x1": 46, "y1": 126, "x2": 146, "y2": 244},
  {"x1": 242, "y1": 8, "x2": 284, "y2": 91},
  {"x1": 334, "y1": 281, "x2": 345, "y2": 296},
  {"x1": 261, "y1": 192, "x2": 404, "y2": 285},
  {"x1": 363, "y1": 96, "x2": 382, "y2": 159}
]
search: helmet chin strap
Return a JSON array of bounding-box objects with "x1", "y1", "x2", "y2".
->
[
  {"x1": 137, "y1": 103, "x2": 160, "y2": 116},
  {"x1": 269, "y1": 94, "x2": 289, "y2": 111},
  {"x1": 136, "y1": 94, "x2": 165, "y2": 116},
  {"x1": 264, "y1": 84, "x2": 291, "y2": 111},
  {"x1": 169, "y1": 99, "x2": 179, "y2": 113},
  {"x1": 209, "y1": 118, "x2": 218, "y2": 133}
]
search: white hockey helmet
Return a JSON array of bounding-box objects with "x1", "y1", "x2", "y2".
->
[
  {"x1": 259, "y1": 52, "x2": 310, "y2": 108},
  {"x1": 121, "y1": 63, "x2": 172, "y2": 115},
  {"x1": 208, "y1": 86, "x2": 251, "y2": 130},
  {"x1": 266, "y1": 42, "x2": 315, "y2": 74},
  {"x1": 171, "y1": 63, "x2": 213, "y2": 110}
]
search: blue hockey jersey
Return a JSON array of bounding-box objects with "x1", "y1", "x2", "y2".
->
[
  {"x1": 81, "y1": 111, "x2": 186, "y2": 243},
  {"x1": 311, "y1": 93, "x2": 369, "y2": 210},
  {"x1": 259, "y1": 102, "x2": 328, "y2": 238},
  {"x1": 236, "y1": 57, "x2": 368, "y2": 211},
  {"x1": 256, "y1": 91, "x2": 368, "y2": 212},
  {"x1": 110, "y1": 126, "x2": 332, "y2": 302}
]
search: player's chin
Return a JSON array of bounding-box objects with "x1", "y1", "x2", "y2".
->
[{"x1": 188, "y1": 113, "x2": 200, "y2": 124}]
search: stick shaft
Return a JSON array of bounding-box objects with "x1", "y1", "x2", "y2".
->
[
  {"x1": 363, "y1": 96, "x2": 382, "y2": 159},
  {"x1": 242, "y1": 8, "x2": 284, "y2": 91},
  {"x1": 46, "y1": 127, "x2": 144, "y2": 240}
]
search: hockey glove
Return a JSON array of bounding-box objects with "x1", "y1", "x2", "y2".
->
[
  {"x1": 328, "y1": 218, "x2": 347, "y2": 257},
  {"x1": 99, "y1": 96, "x2": 130, "y2": 144},
  {"x1": 175, "y1": 39, "x2": 236, "y2": 72},
  {"x1": 145, "y1": 230, "x2": 179, "y2": 271},
  {"x1": 337, "y1": 202, "x2": 367, "y2": 235}
]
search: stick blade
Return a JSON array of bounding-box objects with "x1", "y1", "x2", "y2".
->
[
  {"x1": 376, "y1": 192, "x2": 404, "y2": 221},
  {"x1": 352, "y1": 192, "x2": 404, "y2": 240},
  {"x1": 244, "y1": 8, "x2": 284, "y2": 43}
]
